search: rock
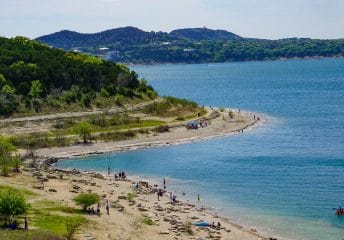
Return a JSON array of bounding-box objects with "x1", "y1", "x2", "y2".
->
[
  {"x1": 138, "y1": 207, "x2": 148, "y2": 211},
  {"x1": 46, "y1": 174, "x2": 57, "y2": 179},
  {"x1": 33, "y1": 185, "x2": 44, "y2": 190},
  {"x1": 118, "y1": 195, "x2": 127, "y2": 200},
  {"x1": 72, "y1": 185, "x2": 80, "y2": 190},
  {"x1": 159, "y1": 230, "x2": 170, "y2": 234},
  {"x1": 48, "y1": 188, "x2": 57, "y2": 192}
]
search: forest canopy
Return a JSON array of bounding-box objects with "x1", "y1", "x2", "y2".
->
[{"x1": 0, "y1": 36, "x2": 156, "y2": 116}]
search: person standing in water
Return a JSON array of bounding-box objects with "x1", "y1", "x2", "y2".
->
[
  {"x1": 197, "y1": 194, "x2": 200, "y2": 202},
  {"x1": 163, "y1": 178, "x2": 166, "y2": 189}
]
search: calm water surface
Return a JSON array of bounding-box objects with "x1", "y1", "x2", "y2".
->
[{"x1": 57, "y1": 59, "x2": 344, "y2": 240}]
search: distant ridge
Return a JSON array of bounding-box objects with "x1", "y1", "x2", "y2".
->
[
  {"x1": 36, "y1": 26, "x2": 239, "y2": 48},
  {"x1": 169, "y1": 27, "x2": 241, "y2": 41},
  {"x1": 36, "y1": 26, "x2": 344, "y2": 63}
]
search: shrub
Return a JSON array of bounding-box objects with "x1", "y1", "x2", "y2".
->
[
  {"x1": 64, "y1": 218, "x2": 84, "y2": 240},
  {"x1": 0, "y1": 190, "x2": 29, "y2": 226},
  {"x1": 74, "y1": 122, "x2": 92, "y2": 143},
  {"x1": 142, "y1": 217, "x2": 154, "y2": 225},
  {"x1": 73, "y1": 193, "x2": 99, "y2": 210}
]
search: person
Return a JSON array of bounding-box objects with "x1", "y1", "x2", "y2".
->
[
  {"x1": 107, "y1": 166, "x2": 110, "y2": 176},
  {"x1": 169, "y1": 192, "x2": 173, "y2": 203},
  {"x1": 91, "y1": 207, "x2": 96, "y2": 214},
  {"x1": 163, "y1": 178, "x2": 166, "y2": 189},
  {"x1": 24, "y1": 216, "x2": 28, "y2": 230},
  {"x1": 157, "y1": 190, "x2": 160, "y2": 201},
  {"x1": 217, "y1": 222, "x2": 221, "y2": 229},
  {"x1": 106, "y1": 200, "x2": 110, "y2": 215},
  {"x1": 172, "y1": 195, "x2": 177, "y2": 204},
  {"x1": 97, "y1": 202, "x2": 101, "y2": 216},
  {"x1": 197, "y1": 194, "x2": 200, "y2": 202}
]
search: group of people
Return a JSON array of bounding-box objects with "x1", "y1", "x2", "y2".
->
[
  {"x1": 87, "y1": 200, "x2": 110, "y2": 216},
  {"x1": 335, "y1": 207, "x2": 344, "y2": 215},
  {"x1": 114, "y1": 171, "x2": 126, "y2": 180}
]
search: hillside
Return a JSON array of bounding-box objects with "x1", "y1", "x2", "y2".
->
[
  {"x1": 36, "y1": 27, "x2": 344, "y2": 63},
  {"x1": 0, "y1": 36, "x2": 157, "y2": 116}
]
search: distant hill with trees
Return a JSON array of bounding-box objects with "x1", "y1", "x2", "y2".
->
[
  {"x1": 36, "y1": 26, "x2": 344, "y2": 63},
  {"x1": 0, "y1": 36, "x2": 156, "y2": 116}
]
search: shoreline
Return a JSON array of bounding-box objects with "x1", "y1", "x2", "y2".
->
[
  {"x1": 16, "y1": 108, "x2": 272, "y2": 239},
  {"x1": 127, "y1": 55, "x2": 343, "y2": 66},
  {"x1": 35, "y1": 108, "x2": 263, "y2": 161}
]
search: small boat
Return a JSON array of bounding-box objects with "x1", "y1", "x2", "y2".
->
[{"x1": 335, "y1": 207, "x2": 344, "y2": 215}]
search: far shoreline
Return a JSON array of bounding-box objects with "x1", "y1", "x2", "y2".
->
[
  {"x1": 126, "y1": 55, "x2": 343, "y2": 67},
  {"x1": 35, "y1": 108, "x2": 264, "y2": 163}
]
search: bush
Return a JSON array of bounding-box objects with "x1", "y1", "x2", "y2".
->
[
  {"x1": 0, "y1": 190, "x2": 29, "y2": 226},
  {"x1": 73, "y1": 193, "x2": 99, "y2": 210},
  {"x1": 74, "y1": 122, "x2": 92, "y2": 143},
  {"x1": 64, "y1": 218, "x2": 84, "y2": 240}
]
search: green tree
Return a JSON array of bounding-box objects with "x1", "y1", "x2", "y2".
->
[
  {"x1": 2, "y1": 85, "x2": 15, "y2": 95},
  {"x1": 0, "y1": 74, "x2": 7, "y2": 88},
  {"x1": 73, "y1": 193, "x2": 99, "y2": 210},
  {"x1": 0, "y1": 85, "x2": 19, "y2": 115},
  {"x1": 0, "y1": 189, "x2": 29, "y2": 226},
  {"x1": 29, "y1": 80, "x2": 43, "y2": 111},
  {"x1": 0, "y1": 135, "x2": 16, "y2": 176},
  {"x1": 74, "y1": 122, "x2": 92, "y2": 143}
]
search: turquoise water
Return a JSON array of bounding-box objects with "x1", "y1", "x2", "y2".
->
[{"x1": 56, "y1": 59, "x2": 344, "y2": 240}]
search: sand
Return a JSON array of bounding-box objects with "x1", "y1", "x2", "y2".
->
[
  {"x1": 1, "y1": 168, "x2": 268, "y2": 240},
  {"x1": 34, "y1": 109, "x2": 262, "y2": 160},
  {"x1": 2, "y1": 108, "x2": 271, "y2": 239}
]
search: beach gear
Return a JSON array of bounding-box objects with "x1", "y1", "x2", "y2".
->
[{"x1": 194, "y1": 221, "x2": 210, "y2": 227}]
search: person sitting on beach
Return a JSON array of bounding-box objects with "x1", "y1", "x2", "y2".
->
[
  {"x1": 91, "y1": 207, "x2": 96, "y2": 214},
  {"x1": 172, "y1": 195, "x2": 177, "y2": 204},
  {"x1": 217, "y1": 222, "x2": 221, "y2": 229},
  {"x1": 87, "y1": 207, "x2": 91, "y2": 214}
]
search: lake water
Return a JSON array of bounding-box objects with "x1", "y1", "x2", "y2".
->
[{"x1": 56, "y1": 59, "x2": 344, "y2": 240}]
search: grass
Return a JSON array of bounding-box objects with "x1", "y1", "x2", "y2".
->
[
  {"x1": 142, "y1": 217, "x2": 155, "y2": 226},
  {"x1": 32, "y1": 213, "x2": 85, "y2": 236},
  {"x1": 0, "y1": 230, "x2": 63, "y2": 240},
  {"x1": 0, "y1": 185, "x2": 38, "y2": 197},
  {"x1": 32, "y1": 200, "x2": 81, "y2": 214},
  {"x1": 29, "y1": 200, "x2": 86, "y2": 237}
]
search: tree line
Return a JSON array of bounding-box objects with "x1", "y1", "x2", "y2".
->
[{"x1": 0, "y1": 37, "x2": 156, "y2": 115}]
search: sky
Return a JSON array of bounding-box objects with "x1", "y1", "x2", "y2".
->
[{"x1": 1, "y1": 0, "x2": 344, "y2": 40}]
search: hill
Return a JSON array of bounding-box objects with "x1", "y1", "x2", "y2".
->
[
  {"x1": 0, "y1": 36, "x2": 156, "y2": 116},
  {"x1": 169, "y1": 27, "x2": 241, "y2": 41},
  {"x1": 36, "y1": 27, "x2": 344, "y2": 63}
]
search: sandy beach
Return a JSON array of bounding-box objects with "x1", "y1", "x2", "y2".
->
[
  {"x1": 1, "y1": 166, "x2": 268, "y2": 240},
  {"x1": 34, "y1": 108, "x2": 262, "y2": 160},
  {"x1": 1, "y1": 108, "x2": 271, "y2": 240}
]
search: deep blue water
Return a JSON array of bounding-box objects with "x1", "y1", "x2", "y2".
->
[{"x1": 56, "y1": 59, "x2": 344, "y2": 240}]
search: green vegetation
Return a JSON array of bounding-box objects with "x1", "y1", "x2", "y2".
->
[
  {"x1": 142, "y1": 217, "x2": 154, "y2": 225},
  {"x1": 144, "y1": 97, "x2": 198, "y2": 117},
  {"x1": 73, "y1": 193, "x2": 100, "y2": 210},
  {"x1": 0, "y1": 189, "x2": 29, "y2": 226},
  {"x1": 0, "y1": 36, "x2": 157, "y2": 116},
  {"x1": 0, "y1": 230, "x2": 63, "y2": 240},
  {"x1": 0, "y1": 135, "x2": 16, "y2": 176},
  {"x1": 74, "y1": 121, "x2": 92, "y2": 143},
  {"x1": 0, "y1": 185, "x2": 37, "y2": 197},
  {"x1": 36, "y1": 27, "x2": 344, "y2": 64},
  {"x1": 33, "y1": 214, "x2": 85, "y2": 237}
]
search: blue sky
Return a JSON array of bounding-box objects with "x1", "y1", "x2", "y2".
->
[{"x1": 1, "y1": 0, "x2": 343, "y2": 39}]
